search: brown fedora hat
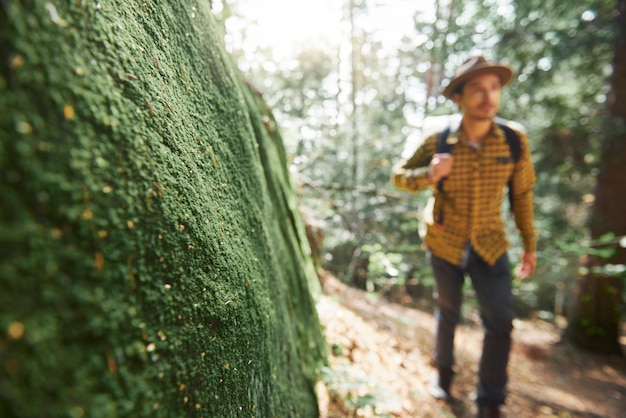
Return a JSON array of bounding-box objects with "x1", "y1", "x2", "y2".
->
[{"x1": 442, "y1": 55, "x2": 514, "y2": 99}]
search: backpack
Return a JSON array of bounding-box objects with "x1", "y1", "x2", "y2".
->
[{"x1": 417, "y1": 122, "x2": 521, "y2": 239}]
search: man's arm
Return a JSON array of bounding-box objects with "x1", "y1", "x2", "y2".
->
[
  {"x1": 510, "y1": 131, "x2": 537, "y2": 278},
  {"x1": 391, "y1": 164, "x2": 431, "y2": 192},
  {"x1": 391, "y1": 136, "x2": 439, "y2": 192}
]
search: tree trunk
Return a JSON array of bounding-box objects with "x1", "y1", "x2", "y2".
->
[
  {"x1": 566, "y1": 131, "x2": 626, "y2": 356},
  {"x1": 565, "y1": 0, "x2": 626, "y2": 356},
  {"x1": 609, "y1": 0, "x2": 626, "y2": 118}
]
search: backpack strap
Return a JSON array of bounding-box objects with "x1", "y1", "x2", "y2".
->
[
  {"x1": 437, "y1": 126, "x2": 453, "y2": 154},
  {"x1": 498, "y1": 123, "x2": 521, "y2": 212},
  {"x1": 435, "y1": 127, "x2": 452, "y2": 225},
  {"x1": 436, "y1": 126, "x2": 453, "y2": 195},
  {"x1": 499, "y1": 123, "x2": 521, "y2": 163}
]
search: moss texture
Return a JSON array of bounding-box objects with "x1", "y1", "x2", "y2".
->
[{"x1": 0, "y1": 1, "x2": 326, "y2": 417}]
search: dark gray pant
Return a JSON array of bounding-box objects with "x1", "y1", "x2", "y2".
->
[{"x1": 431, "y1": 249, "x2": 514, "y2": 407}]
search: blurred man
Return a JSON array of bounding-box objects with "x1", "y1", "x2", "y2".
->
[{"x1": 391, "y1": 56, "x2": 536, "y2": 418}]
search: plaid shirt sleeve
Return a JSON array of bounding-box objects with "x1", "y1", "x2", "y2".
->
[
  {"x1": 390, "y1": 135, "x2": 438, "y2": 192},
  {"x1": 510, "y1": 130, "x2": 536, "y2": 254}
]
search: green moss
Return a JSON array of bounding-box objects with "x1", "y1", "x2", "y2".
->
[{"x1": 0, "y1": 1, "x2": 326, "y2": 417}]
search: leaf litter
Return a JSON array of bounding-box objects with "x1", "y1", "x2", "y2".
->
[{"x1": 316, "y1": 270, "x2": 625, "y2": 418}]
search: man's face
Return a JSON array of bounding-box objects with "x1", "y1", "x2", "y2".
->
[{"x1": 452, "y1": 73, "x2": 502, "y2": 121}]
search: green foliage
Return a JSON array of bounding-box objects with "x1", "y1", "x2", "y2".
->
[
  {"x1": 0, "y1": 1, "x2": 325, "y2": 417},
  {"x1": 320, "y1": 365, "x2": 392, "y2": 418},
  {"x1": 362, "y1": 244, "x2": 402, "y2": 276}
]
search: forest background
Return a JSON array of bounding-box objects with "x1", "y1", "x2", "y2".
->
[{"x1": 211, "y1": 0, "x2": 626, "y2": 355}]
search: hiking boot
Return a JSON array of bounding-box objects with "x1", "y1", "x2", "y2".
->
[
  {"x1": 429, "y1": 368, "x2": 454, "y2": 401},
  {"x1": 477, "y1": 405, "x2": 501, "y2": 418}
]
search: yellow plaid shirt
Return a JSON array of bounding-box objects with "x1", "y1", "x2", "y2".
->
[{"x1": 392, "y1": 122, "x2": 536, "y2": 266}]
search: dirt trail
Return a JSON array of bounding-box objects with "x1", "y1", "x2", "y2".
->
[{"x1": 316, "y1": 272, "x2": 626, "y2": 418}]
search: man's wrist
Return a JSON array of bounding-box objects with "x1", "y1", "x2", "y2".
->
[
  {"x1": 410, "y1": 168, "x2": 422, "y2": 181},
  {"x1": 427, "y1": 168, "x2": 436, "y2": 184},
  {"x1": 406, "y1": 167, "x2": 435, "y2": 183}
]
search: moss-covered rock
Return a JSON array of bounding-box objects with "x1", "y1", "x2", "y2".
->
[{"x1": 0, "y1": 1, "x2": 326, "y2": 416}]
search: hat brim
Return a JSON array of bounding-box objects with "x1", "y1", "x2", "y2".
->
[{"x1": 442, "y1": 64, "x2": 513, "y2": 99}]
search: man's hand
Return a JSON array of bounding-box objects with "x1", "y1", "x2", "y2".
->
[
  {"x1": 428, "y1": 153, "x2": 454, "y2": 183},
  {"x1": 515, "y1": 252, "x2": 536, "y2": 279}
]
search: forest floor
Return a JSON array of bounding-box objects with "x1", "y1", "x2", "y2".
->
[{"x1": 315, "y1": 270, "x2": 626, "y2": 418}]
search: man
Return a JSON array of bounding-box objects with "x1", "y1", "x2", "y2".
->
[{"x1": 391, "y1": 56, "x2": 536, "y2": 418}]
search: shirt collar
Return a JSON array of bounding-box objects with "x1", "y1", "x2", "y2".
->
[{"x1": 453, "y1": 120, "x2": 502, "y2": 147}]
